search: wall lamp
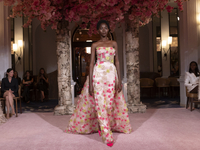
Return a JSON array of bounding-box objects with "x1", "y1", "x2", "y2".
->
[
  {"x1": 13, "y1": 40, "x2": 23, "y2": 64},
  {"x1": 162, "y1": 36, "x2": 172, "y2": 60}
]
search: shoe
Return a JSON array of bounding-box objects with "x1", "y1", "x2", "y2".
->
[
  {"x1": 98, "y1": 130, "x2": 101, "y2": 136},
  {"x1": 107, "y1": 142, "x2": 113, "y2": 147}
]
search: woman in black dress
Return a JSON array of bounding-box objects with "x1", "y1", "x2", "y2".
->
[
  {"x1": 1, "y1": 68, "x2": 18, "y2": 119},
  {"x1": 37, "y1": 68, "x2": 48, "y2": 102},
  {"x1": 14, "y1": 71, "x2": 21, "y2": 85},
  {"x1": 22, "y1": 71, "x2": 33, "y2": 103}
]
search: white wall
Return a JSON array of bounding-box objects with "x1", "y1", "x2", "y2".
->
[
  {"x1": 113, "y1": 25, "x2": 124, "y2": 78},
  {"x1": 32, "y1": 19, "x2": 57, "y2": 75},
  {"x1": 0, "y1": 3, "x2": 11, "y2": 80},
  {"x1": 139, "y1": 24, "x2": 151, "y2": 72},
  {"x1": 32, "y1": 20, "x2": 155, "y2": 80},
  {"x1": 161, "y1": 10, "x2": 170, "y2": 77},
  {"x1": 32, "y1": 21, "x2": 125, "y2": 77},
  {"x1": 179, "y1": 0, "x2": 200, "y2": 106},
  {"x1": 14, "y1": 17, "x2": 23, "y2": 78}
]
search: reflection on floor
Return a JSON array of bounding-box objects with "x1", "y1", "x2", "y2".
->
[
  {"x1": 21, "y1": 99, "x2": 58, "y2": 113},
  {"x1": 1, "y1": 108, "x2": 200, "y2": 150},
  {"x1": 141, "y1": 97, "x2": 182, "y2": 109},
  {"x1": 20, "y1": 96, "x2": 182, "y2": 113}
]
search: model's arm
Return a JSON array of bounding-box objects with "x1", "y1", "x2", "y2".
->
[
  {"x1": 27, "y1": 78, "x2": 34, "y2": 84},
  {"x1": 30, "y1": 78, "x2": 34, "y2": 83},
  {"x1": 113, "y1": 41, "x2": 122, "y2": 92},
  {"x1": 89, "y1": 43, "x2": 96, "y2": 96},
  {"x1": 44, "y1": 77, "x2": 48, "y2": 83},
  {"x1": 23, "y1": 79, "x2": 26, "y2": 84},
  {"x1": 23, "y1": 78, "x2": 29, "y2": 84},
  {"x1": 184, "y1": 72, "x2": 192, "y2": 87}
]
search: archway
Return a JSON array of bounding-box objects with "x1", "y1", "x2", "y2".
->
[{"x1": 71, "y1": 27, "x2": 114, "y2": 96}]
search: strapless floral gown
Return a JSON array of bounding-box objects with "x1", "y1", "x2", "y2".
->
[{"x1": 66, "y1": 47, "x2": 132, "y2": 144}]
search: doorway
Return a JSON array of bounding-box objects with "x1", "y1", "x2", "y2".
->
[{"x1": 72, "y1": 27, "x2": 113, "y2": 96}]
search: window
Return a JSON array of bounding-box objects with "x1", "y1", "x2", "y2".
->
[
  {"x1": 153, "y1": 15, "x2": 162, "y2": 75},
  {"x1": 169, "y1": 9, "x2": 179, "y2": 77}
]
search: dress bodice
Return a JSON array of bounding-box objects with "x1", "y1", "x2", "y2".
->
[{"x1": 96, "y1": 47, "x2": 115, "y2": 63}]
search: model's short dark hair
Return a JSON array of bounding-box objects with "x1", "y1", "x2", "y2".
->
[
  {"x1": 7, "y1": 68, "x2": 13, "y2": 73},
  {"x1": 6, "y1": 68, "x2": 13, "y2": 77},
  {"x1": 97, "y1": 20, "x2": 110, "y2": 30},
  {"x1": 189, "y1": 61, "x2": 199, "y2": 76}
]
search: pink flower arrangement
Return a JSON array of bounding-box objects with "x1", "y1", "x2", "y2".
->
[{"x1": 2, "y1": 0, "x2": 187, "y2": 34}]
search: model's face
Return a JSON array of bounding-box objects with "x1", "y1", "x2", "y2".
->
[
  {"x1": 98, "y1": 23, "x2": 109, "y2": 37},
  {"x1": 190, "y1": 63, "x2": 197, "y2": 71},
  {"x1": 26, "y1": 72, "x2": 30, "y2": 77},
  {"x1": 40, "y1": 69, "x2": 44, "y2": 74},
  {"x1": 7, "y1": 70, "x2": 14, "y2": 77},
  {"x1": 14, "y1": 72, "x2": 18, "y2": 77}
]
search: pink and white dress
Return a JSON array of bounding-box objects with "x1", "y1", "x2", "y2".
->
[{"x1": 66, "y1": 47, "x2": 132, "y2": 143}]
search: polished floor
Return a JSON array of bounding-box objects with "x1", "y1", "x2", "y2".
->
[
  {"x1": 20, "y1": 95, "x2": 181, "y2": 113},
  {"x1": 1, "y1": 108, "x2": 199, "y2": 150}
]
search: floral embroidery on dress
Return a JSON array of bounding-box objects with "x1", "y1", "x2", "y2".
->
[{"x1": 66, "y1": 47, "x2": 132, "y2": 143}]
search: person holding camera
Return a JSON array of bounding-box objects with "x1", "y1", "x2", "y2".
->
[
  {"x1": 22, "y1": 71, "x2": 33, "y2": 103},
  {"x1": 37, "y1": 68, "x2": 48, "y2": 102}
]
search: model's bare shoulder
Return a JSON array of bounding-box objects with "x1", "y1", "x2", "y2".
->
[
  {"x1": 112, "y1": 41, "x2": 117, "y2": 47},
  {"x1": 91, "y1": 42, "x2": 99, "y2": 49}
]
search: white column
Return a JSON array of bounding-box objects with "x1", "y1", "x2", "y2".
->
[
  {"x1": 197, "y1": 0, "x2": 200, "y2": 67},
  {"x1": 178, "y1": 2, "x2": 188, "y2": 106},
  {"x1": 14, "y1": 17, "x2": 23, "y2": 78},
  {"x1": 0, "y1": 3, "x2": 11, "y2": 80},
  {"x1": 179, "y1": 0, "x2": 199, "y2": 106},
  {"x1": 161, "y1": 10, "x2": 170, "y2": 78}
]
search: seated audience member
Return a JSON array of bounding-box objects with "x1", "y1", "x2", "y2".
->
[
  {"x1": 14, "y1": 71, "x2": 21, "y2": 85},
  {"x1": 185, "y1": 61, "x2": 199, "y2": 94},
  {"x1": 1, "y1": 68, "x2": 18, "y2": 119},
  {"x1": 37, "y1": 68, "x2": 48, "y2": 102},
  {"x1": 22, "y1": 71, "x2": 33, "y2": 103}
]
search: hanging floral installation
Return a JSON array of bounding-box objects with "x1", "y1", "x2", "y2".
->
[
  {"x1": 0, "y1": 0, "x2": 188, "y2": 114},
  {"x1": 1, "y1": 0, "x2": 187, "y2": 35}
]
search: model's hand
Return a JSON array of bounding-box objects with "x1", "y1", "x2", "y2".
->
[
  {"x1": 8, "y1": 89, "x2": 13, "y2": 93},
  {"x1": 89, "y1": 85, "x2": 94, "y2": 96},
  {"x1": 117, "y1": 82, "x2": 122, "y2": 93}
]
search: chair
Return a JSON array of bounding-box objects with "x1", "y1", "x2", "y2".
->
[
  {"x1": 140, "y1": 78, "x2": 154, "y2": 97},
  {"x1": 35, "y1": 83, "x2": 49, "y2": 101},
  {"x1": 14, "y1": 85, "x2": 22, "y2": 117},
  {"x1": 0, "y1": 85, "x2": 22, "y2": 117},
  {"x1": 185, "y1": 87, "x2": 200, "y2": 111},
  {"x1": 155, "y1": 78, "x2": 170, "y2": 98},
  {"x1": 169, "y1": 77, "x2": 180, "y2": 98}
]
